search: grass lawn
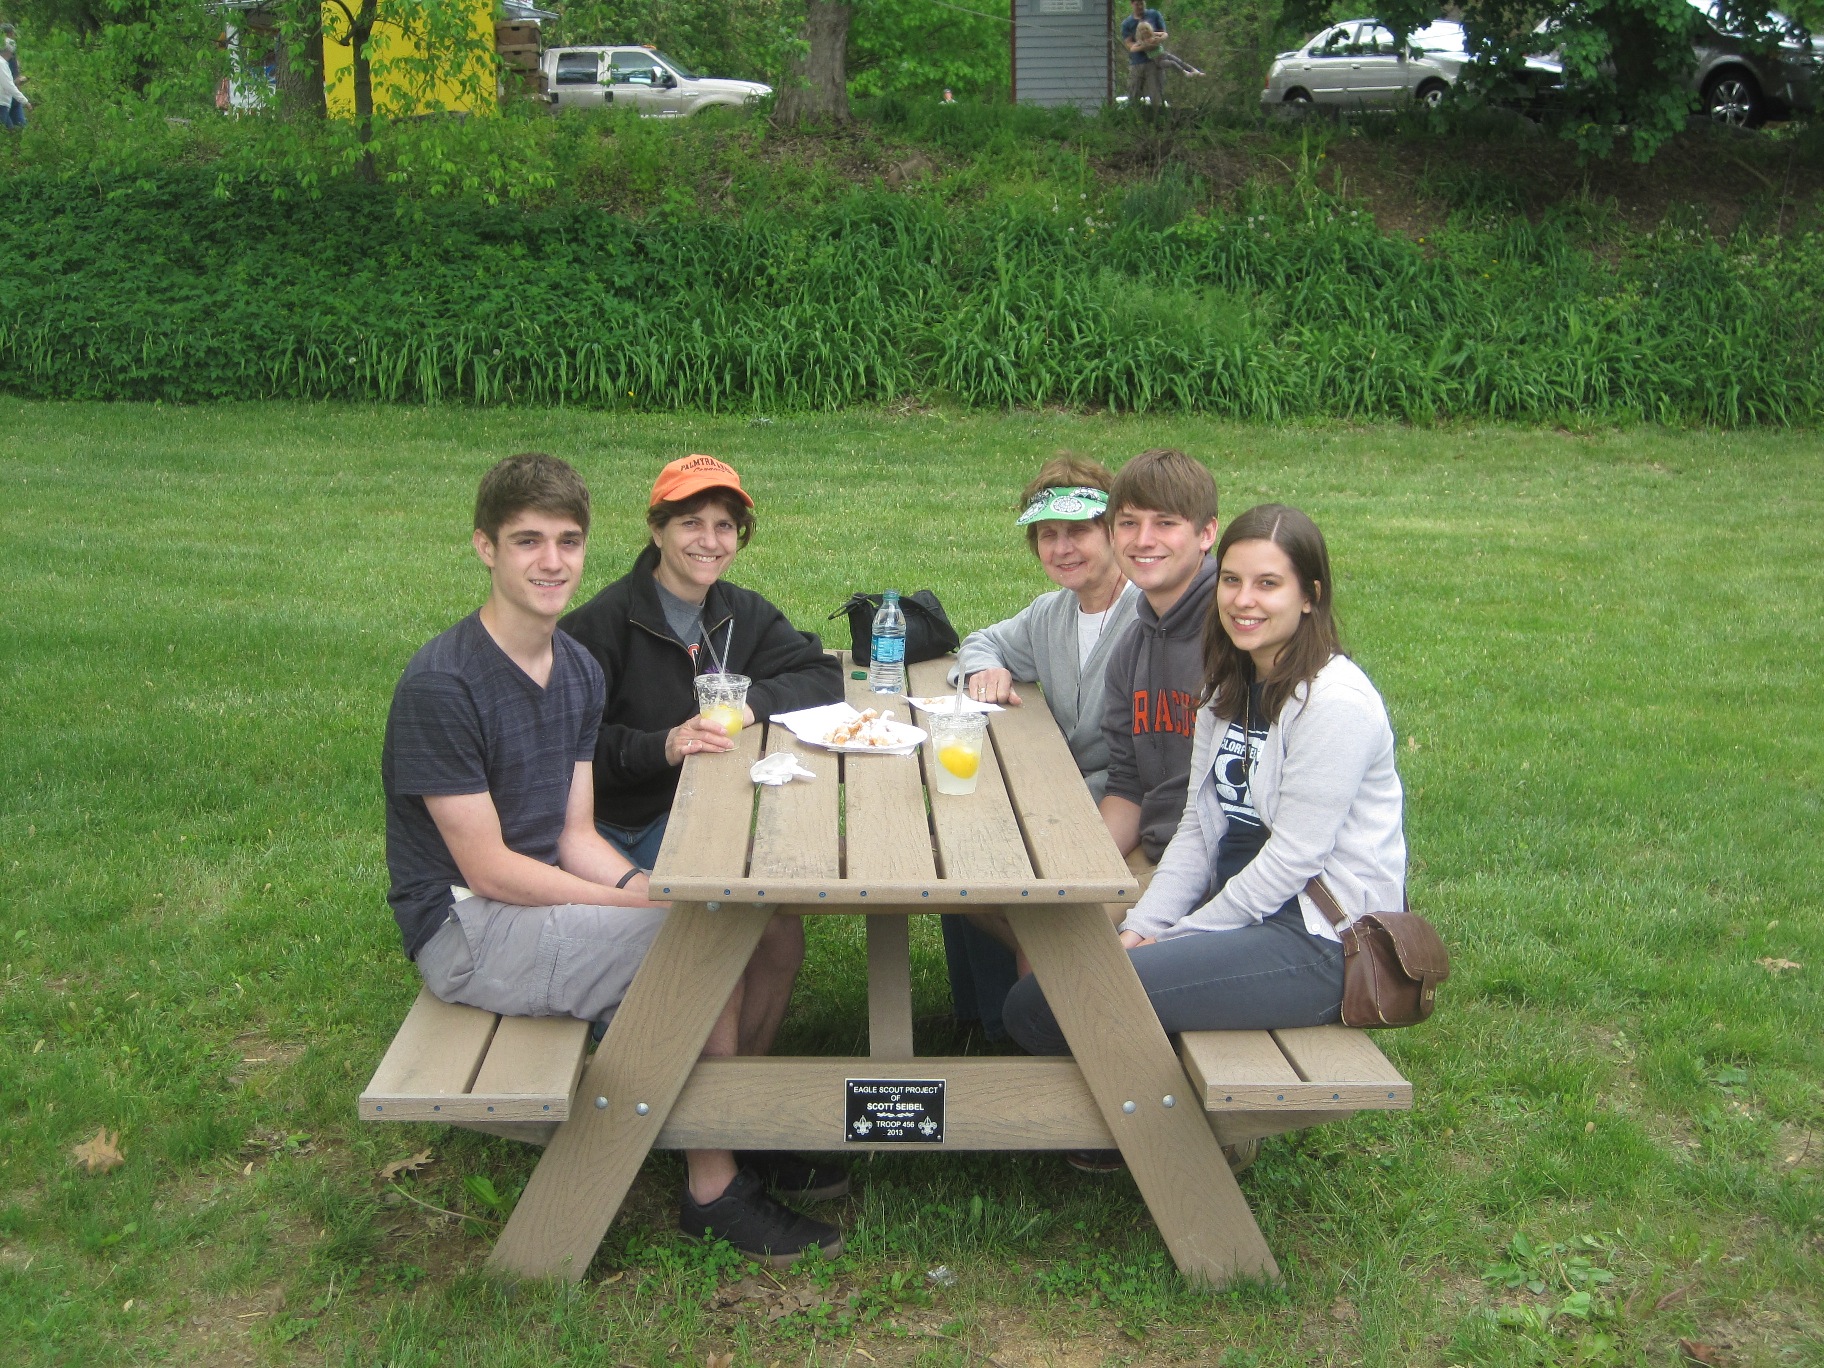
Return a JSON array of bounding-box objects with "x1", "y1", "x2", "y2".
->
[{"x1": 1, "y1": 401, "x2": 1820, "y2": 1367}]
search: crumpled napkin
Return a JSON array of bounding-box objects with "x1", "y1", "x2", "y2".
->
[{"x1": 750, "y1": 752, "x2": 817, "y2": 786}]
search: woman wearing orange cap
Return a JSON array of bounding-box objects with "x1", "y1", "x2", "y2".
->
[
  {"x1": 563, "y1": 455, "x2": 851, "y2": 1229},
  {"x1": 560, "y1": 455, "x2": 844, "y2": 870}
]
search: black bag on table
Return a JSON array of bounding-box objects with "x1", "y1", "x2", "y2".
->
[{"x1": 829, "y1": 591, "x2": 960, "y2": 667}]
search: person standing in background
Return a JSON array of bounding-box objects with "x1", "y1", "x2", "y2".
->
[
  {"x1": 1121, "y1": 0, "x2": 1167, "y2": 108},
  {"x1": 1, "y1": 25, "x2": 28, "y2": 131}
]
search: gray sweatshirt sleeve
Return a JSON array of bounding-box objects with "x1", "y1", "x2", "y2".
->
[
  {"x1": 1163, "y1": 676, "x2": 1387, "y2": 938},
  {"x1": 1098, "y1": 628, "x2": 1143, "y2": 806},
  {"x1": 1119, "y1": 706, "x2": 1223, "y2": 938},
  {"x1": 950, "y1": 593, "x2": 1050, "y2": 686}
]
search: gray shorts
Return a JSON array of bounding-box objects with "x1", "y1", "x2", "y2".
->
[{"x1": 415, "y1": 895, "x2": 668, "y2": 1024}]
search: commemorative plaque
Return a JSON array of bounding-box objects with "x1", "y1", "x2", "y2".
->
[{"x1": 845, "y1": 1078, "x2": 946, "y2": 1144}]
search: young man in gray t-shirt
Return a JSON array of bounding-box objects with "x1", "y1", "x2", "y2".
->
[{"x1": 382, "y1": 453, "x2": 842, "y2": 1266}]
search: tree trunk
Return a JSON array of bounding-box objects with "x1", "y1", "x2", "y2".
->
[
  {"x1": 776, "y1": 0, "x2": 852, "y2": 124},
  {"x1": 350, "y1": 1, "x2": 377, "y2": 181},
  {"x1": 275, "y1": 19, "x2": 327, "y2": 121}
]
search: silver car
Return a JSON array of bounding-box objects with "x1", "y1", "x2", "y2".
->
[
  {"x1": 1261, "y1": 18, "x2": 1559, "y2": 111},
  {"x1": 542, "y1": 46, "x2": 770, "y2": 116},
  {"x1": 1687, "y1": 0, "x2": 1822, "y2": 124}
]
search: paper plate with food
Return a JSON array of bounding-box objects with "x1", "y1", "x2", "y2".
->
[
  {"x1": 771, "y1": 702, "x2": 926, "y2": 756},
  {"x1": 906, "y1": 695, "x2": 1002, "y2": 716}
]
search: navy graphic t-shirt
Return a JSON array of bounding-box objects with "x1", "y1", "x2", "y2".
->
[
  {"x1": 381, "y1": 614, "x2": 604, "y2": 960},
  {"x1": 1212, "y1": 683, "x2": 1270, "y2": 894}
]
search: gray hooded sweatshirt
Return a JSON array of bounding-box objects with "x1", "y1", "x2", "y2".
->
[
  {"x1": 949, "y1": 580, "x2": 1142, "y2": 803},
  {"x1": 1099, "y1": 555, "x2": 1219, "y2": 862}
]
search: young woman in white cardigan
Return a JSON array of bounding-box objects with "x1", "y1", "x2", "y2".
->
[{"x1": 1003, "y1": 503, "x2": 1407, "y2": 1053}]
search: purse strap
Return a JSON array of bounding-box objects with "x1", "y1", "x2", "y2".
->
[
  {"x1": 1304, "y1": 875, "x2": 1348, "y2": 928},
  {"x1": 1305, "y1": 875, "x2": 1414, "y2": 927}
]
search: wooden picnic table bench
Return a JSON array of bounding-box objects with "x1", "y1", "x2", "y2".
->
[{"x1": 359, "y1": 654, "x2": 1412, "y2": 1286}]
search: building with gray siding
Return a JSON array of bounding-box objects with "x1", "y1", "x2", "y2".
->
[{"x1": 1011, "y1": 0, "x2": 1113, "y2": 109}]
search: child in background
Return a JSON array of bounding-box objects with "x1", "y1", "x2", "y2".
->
[{"x1": 1134, "y1": 20, "x2": 1205, "y2": 77}]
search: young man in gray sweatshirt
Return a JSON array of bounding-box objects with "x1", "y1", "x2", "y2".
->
[{"x1": 1098, "y1": 449, "x2": 1220, "y2": 874}]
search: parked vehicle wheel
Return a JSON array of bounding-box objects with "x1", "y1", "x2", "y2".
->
[
  {"x1": 1416, "y1": 78, "x2": 1450, "y2": 109},
  {"x1": 1703, "y1": 69, "x2": 1764, "y2": 127},
  {"x1": 1285, "y1": 88, "x2": 1314, "y2": 105}
]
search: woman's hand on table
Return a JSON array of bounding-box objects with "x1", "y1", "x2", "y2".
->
[
  {"x1": 1119, "y1": 929, "x2": 1156, "y2": 950},
  {"x1": 665, "y1": 715, "x2": 739, "y2": 766},
  {"x1": 965, "y1": 668, "x2": 1021, "y2": 707}
]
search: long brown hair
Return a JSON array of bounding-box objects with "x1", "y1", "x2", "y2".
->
[{"x1": 1201, "y1": 504, "x2": 1344, "y2": 722}]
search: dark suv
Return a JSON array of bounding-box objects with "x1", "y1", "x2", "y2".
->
[{"x1": 1689, "y1": 0, "x2": 1822, "y2": 125}]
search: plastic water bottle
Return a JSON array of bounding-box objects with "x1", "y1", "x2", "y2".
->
[{"x1": 868, "y1": 590, "x2": 907, "y2": 694}]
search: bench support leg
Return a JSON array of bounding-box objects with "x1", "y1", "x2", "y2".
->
[
  {"x1": 866, "y1": 915, "x2": 914, "y2": 1058},
  {"x1": 1007, "y1": 903, "x2": 1281, "y2": 1289},
  {"x1": 487, "y1": 900, "x2": 773, "y2": 1282}
]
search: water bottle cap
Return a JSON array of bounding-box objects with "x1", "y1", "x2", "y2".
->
[{"x1": 883, "y1": 589, "x2": 899, "y2": 600}]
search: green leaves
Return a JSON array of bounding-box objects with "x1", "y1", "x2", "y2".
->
[{"x1": 2, "y1": 169, "x2": 1822, "y2": 422}]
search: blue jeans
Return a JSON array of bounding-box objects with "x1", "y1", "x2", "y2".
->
[
  {"x1": 596, "y1": 813, "x2": 669, "y2": 870},
  {"x1": 1002, "y1": 905, "x2": 1344, "y2": 1056},
  {"x1": 941, "y1": 914, "x2": 1019, "y2": 1041},
  {"x1": 3, "y1": 100, "x2": 24, "y2": 131}
]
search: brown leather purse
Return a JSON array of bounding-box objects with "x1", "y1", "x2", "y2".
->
[{"x1": 1305, "y1": 877, "x2": 1449, "y2": 1028}]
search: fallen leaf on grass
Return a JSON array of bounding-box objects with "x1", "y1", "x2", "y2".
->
[
  {"x1": 711, "y1": 1278, "x2": 765, "y2": 1308},
  {"x1": 1654, "y1": 1284, "x2": 1693, "y2": 1312},
  {"x1": 706, "y1": 1354, "x2": 734, "y2": 1368},
  {"x1": 1679, "y1": 1340, "x2": 1726, "y2": 1365},
  {"x1": 72, "y1": 1128, "x2": 125, "y2": 1175},
  {"x1": 378, "y1": 1149, "x2": 435, "y2": 1181},
  {"x1": 764, "y1": 1290, "x2": 830, "y2": 1322},
  {"x1": 1755, "y1": 958, "x2": 1802, "y2": 973}
]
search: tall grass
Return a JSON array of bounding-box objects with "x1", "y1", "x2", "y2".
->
[{"x1": 4, "y1": 167, "x2": 1821, "y2": 422}]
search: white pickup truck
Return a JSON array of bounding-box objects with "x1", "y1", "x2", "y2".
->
[{"x1": 542, "y1": 46, "x2": 770, "y2": 115}]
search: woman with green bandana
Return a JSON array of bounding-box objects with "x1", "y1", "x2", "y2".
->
[{"x1": 942, "y1": 455, "x2": 1142, "y2": 1038}]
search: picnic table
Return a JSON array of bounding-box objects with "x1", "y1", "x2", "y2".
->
[{"x1": 363, "y1": 653, "x2": 1412, "y2": 1288}]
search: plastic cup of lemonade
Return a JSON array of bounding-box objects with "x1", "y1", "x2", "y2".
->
[
  {"x1": 929, "y1": 709, "x2": 987, "y2": 796},
  {"x1": 694, "y1": 673, "x2": 750, "y2": 739}
]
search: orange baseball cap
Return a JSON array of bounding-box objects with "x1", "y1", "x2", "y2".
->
[{"x1": 649, "y1": 454, "x2": 754, "y2": 509}]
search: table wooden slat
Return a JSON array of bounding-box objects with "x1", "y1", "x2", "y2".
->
[
  {"x1": 468, "y1": 1014, "x2": 593, "y2": 1120},
  {"x1": 989, "y1": 686, "x2": 1137, "y2": 896},
  {"x1": 1271, "y1": 1025, "x2": 1412, "y2": 1109},
  {"x1": 907, "y1": 659, "x2": 1035, "y2": 887},
  {"x1": 651, "y1": 724, "x2": 764, "y2": 884},
  {"x1": 842, "y1": 667, "x2": 935, "y2": 1056},
  {"x1": 841, "y1": 671, "x2": 937, "y2": 888},
  {"x1": 360, "y1": 988, "x2": 495, "y2": 1117},
  {"x1": 750, "y1": 727, "x2": 841, "y2": 882}
]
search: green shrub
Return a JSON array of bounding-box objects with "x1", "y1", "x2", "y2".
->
[{"x1": 2, "y1": 169, "x2": 1820, "y2": 423}]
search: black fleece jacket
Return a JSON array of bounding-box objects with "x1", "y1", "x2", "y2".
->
[{"x1": 559, "y1": 543, "x2": 843, "y2": 829}]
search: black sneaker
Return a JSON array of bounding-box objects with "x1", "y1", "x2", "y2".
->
[
  {"x1": 735, "y1": 1150, "x2": 851, "y2": 1201},
  {"x1": 1065, "y1": 1148, "x2": 1125, "y2": 1173},
  {"x1": 1067, "y1": 1144, "x2": 1257, "y2": 1174},
  {"x1": 679, "y1": 1169, "x2": 845, "y2": 1268}
]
